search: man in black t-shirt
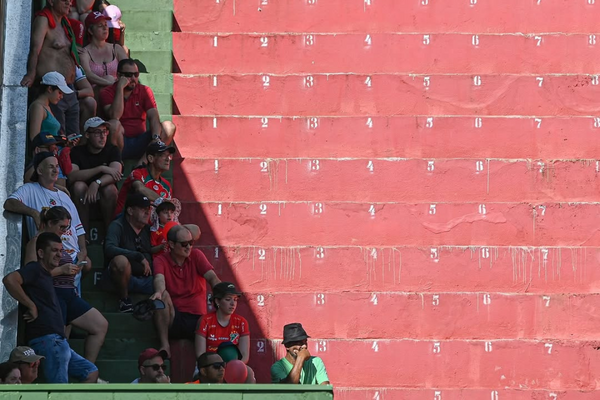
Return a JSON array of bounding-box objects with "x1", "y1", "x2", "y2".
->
[
  {"x1": 2, "y1": 233, "x2": 98, "y2": 383},
  {"x1": 69, "y1": 117, "x2": 123, "y2": 233},
  {"x1": 105, "y1": 193, "x2": 154, "y2": 313}
]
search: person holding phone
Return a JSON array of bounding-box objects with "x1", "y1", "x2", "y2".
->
[{"x1": 23, "y1": 206, "x2": 108, "y2": 364}]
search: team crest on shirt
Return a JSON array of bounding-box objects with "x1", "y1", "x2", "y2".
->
[
  {"x1": 230, "y1": 332, "x2": 240, "y2": 344},
  {"x1": 153, "y1": 185, "x2": 159, "y2": 190},
  {"x1": 49, "y1": 199, "x2": 57, "y2": 206}
]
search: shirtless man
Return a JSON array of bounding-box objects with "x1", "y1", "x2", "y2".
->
[{"x1": 21, "y1": 0, "x2": 80, "y2": 136}]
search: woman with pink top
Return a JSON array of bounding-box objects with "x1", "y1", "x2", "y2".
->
[{"x1": 79, "y1": 11, "x2": 127, "y2": 96}]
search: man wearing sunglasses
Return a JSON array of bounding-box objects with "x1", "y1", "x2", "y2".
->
[
  {"x1": 151, "y1": 225, "x2": 221, "y2": 358},
  {"x1": 191, "y1": 352, "x2": 225, "y2": 384},
  {"x1": 100, "y1": 58, "x2": 176, "y2": 160},
  {"x1": 69, "y1": 117, "x2": 123, "y2": 233},
  {"x1": 132, "y1": 348, "x2": 170, "y2": 384}
]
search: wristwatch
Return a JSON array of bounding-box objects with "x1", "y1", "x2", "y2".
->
[{"x1": 94, "y1": 179, "x2": 102, "y2": 187}]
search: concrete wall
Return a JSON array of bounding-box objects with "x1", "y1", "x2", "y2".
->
[{"x1": 0, "y1": 0, "x2": 30, "y2": 360}]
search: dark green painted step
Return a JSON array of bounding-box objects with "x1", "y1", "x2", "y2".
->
[
  {"x1": 131, "y1": 51, "x2": 173, "y2": 74},
  {"x1": 126, "y1": 32, "x2": 172, "y2": 51},
  {"x1": 140, "y1": 73, "x2": 174, "y2": 93},
  {"x1": 94, "y1": 360, "x2": 141, "y2": 383},
  {"x1": 70, "y1": 337, "x2": 161, "y2": 361},
  {"x1": 74, "y1": 311, "x2": 157, "y2": 339},
  {"x1": 117, "y1": 0, "x2": 173, "y2": 11},
  {"x1": 124, "y1": 10, "x2": 172, "y2": 32},
  {"x1": 155, "y1": 93, "x2": 172, "y2": 116},
  {"x1": 83, "y1": 292, "x2": 151, "y2": 314}
]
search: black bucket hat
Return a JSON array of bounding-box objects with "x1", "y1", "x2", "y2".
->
[{"x1": 282, "y1": 322, "x2": 310, "y2": 345}]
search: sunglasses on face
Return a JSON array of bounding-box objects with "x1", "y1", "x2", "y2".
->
[
  {"x1": 177, "y1": 240, "x2": 194, "y2": 248},
  {"x1": 202, "y1": 362, "x2": 226, "y2": 370},
  {"x1": 119, "y1": 72, "x2": 140, "y2": 78},
  {"x1": 52, "y1": 221, "x2": 71, "y2": 232},
  {"x1": 143, "y1": 363, "x2": 167, "y2": 371}
]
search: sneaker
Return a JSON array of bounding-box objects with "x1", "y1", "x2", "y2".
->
[
  {"x1": 119, "y1": 298, "x2": 133, "y2": 313},
  {"x1": 97, "y1": 377, "x2": 109, "y2": 384}
]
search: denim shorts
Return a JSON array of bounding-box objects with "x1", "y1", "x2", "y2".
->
[
  {"x1": 106, "y1": 266, "x2": 154, "y2": 294},
  {"x1": 55, "y1": 287, "x2": 92, "y2": 325},
  {"x1": 28, "y1": 333, "x2": 97, "y2": 383},
  {"x1": 123, "y1": 130, "x2": 152, "y2": 160}
]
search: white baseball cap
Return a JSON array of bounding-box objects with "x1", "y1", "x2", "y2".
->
[
  {"x1": 84, "y1": 117, "x2": 109, "y2": 132},
  {"x1": 40, "y1": 71, "x2": 73, "y2": 94}
]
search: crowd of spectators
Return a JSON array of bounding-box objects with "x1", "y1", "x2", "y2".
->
[{"x1": 0, "y1": 0, "x2": 330, "y2": 387}]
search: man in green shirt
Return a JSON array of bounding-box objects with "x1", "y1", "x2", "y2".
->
[{"x1": 270, "y1": 323, "x2": 330, "y2": 385}]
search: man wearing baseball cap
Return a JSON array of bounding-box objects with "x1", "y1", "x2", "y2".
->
[
  {"x1": 24, "y1": 132, "x2": 71, "y2": 188},
  {"x1": 271, "y1": 323, "x2": 330, "y2": 385},
  {"x1": 132, "y1": 348, "x2": 170, "y2": 383},
  {"x1": 69, "y1": 117, "x2": 123, "y2": 233},
  {"x1": 8, "y1": 346, "x2": 44, "y2": 384},
  {"x1": 4, "y1": 152, "x2": 91, "y2": 288},
  {"x1": 105, "y1": 193, "x2": 154, "y2": 312},
  {"x1": 113, "y1": 141, "x2": 175, "y2": 217},
  {"x1": 100, "y1": 58, "x2": 176, "y2": 160}
]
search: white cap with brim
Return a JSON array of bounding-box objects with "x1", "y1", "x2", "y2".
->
[
  {"x1": 84, "y1": 117, "x2": 109, "y2": 132},
  {"x1": 41, "y1": 71, "x2": 73, "y2": 94},
  {"x1": 103, "y1": 5, "x2": 122, "y2": 29}
]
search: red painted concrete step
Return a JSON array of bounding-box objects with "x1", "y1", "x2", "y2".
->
[
  {"x1": 175, "y1": 158, "x2": 600, "y2": 203},
  {"x1": 179, "y1": 201, "x2": 600, "y2": 247},
  {"x1": 174, "y1": 0, "x2": 600, "y2": 34},
  {"x1": 174, "y1": 33, "x2": 600, "y2": 75},
  {"x1": 173, "y1": 74, "x2": 600, "y2": 116},
  {"x1": 236, "y1": 292, "x2": 600, "y2": 340},
  {"x1": 173, "y1": 115, "x2": 600, "y2": 159},
  {"x1": 204, "y1": 246, "x2": 600, "y2": 294},
  {"x1": 257, "y1": 338, "x2": 600, "y2": 389},
  {"x1": 335, "y1": 388, "x2": 600, "y2": 400}
]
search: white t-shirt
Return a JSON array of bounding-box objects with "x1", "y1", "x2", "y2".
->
[{"x1": 8, "y1": 183, "x2": 85, "y2": 261}]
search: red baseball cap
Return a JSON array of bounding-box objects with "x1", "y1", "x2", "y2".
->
[
  {"x1": 85, "y1": 11, "x2": 111, "y2": 29},
  {"x1": 138, "y1": 348, "x2": 168, "y2": 367}
]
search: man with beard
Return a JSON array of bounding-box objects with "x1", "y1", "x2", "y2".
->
[
  {"x1": 69, "y1": 117, "x2": 122, "y2": 232},
  {"x1": 132, "y1": 348, "x2": 170, "y2": 383},
  {"x1": 271, "y1": 323, "x2": 330, "y2": 385},
  {"x1": 105, "y1": 193, "x2": 154, "y2": 312},
  {"x1": 2, "y1": 233, "x2": 98, "y2": 383},
  {"x1": 113, "y1": 141, "x2": 175, "y2": 218},
  {"x1": 100, "y1": 59, "x2": 176, "y2": 160},
  {"x1": 21, "y1": 0, "x2": 81, "y2": 136}
]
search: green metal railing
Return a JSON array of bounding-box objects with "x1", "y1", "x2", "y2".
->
[{"x1": 0, "y1": 384, "x2": 334, "y2": 399}]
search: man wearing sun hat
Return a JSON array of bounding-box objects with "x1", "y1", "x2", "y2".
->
[{"x1": 271, "y1": 323, "x2": 330, "y2": 385}]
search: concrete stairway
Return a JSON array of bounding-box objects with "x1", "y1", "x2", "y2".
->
[{"x1": 70, "y1": 0, "x2": 174, "y2": 383}]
